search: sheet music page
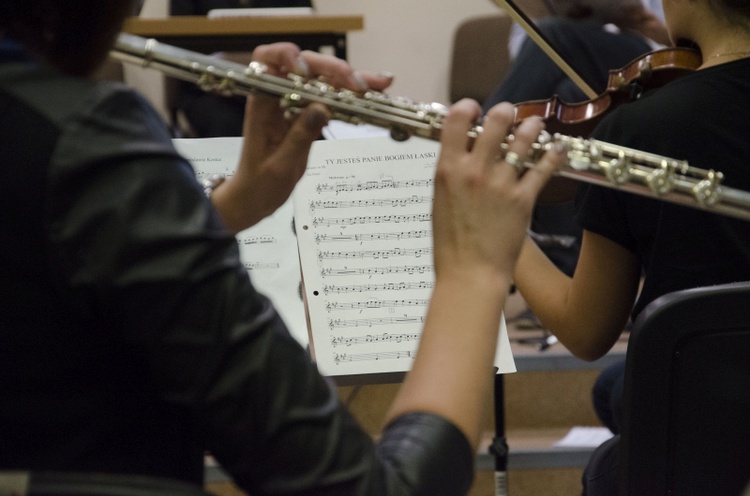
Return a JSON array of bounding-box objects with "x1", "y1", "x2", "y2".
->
[
  {"x1": 293, "y1": 136, "x2": 516, "y2": 377},
  {"x1": 172, "y1": 137, "x2": 308, "y2": 347}
]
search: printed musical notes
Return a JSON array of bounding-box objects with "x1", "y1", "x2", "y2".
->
[
  {"x1": 333, "y1": 350, "x2": 415, "y2": 364},
  {"x1": 326, "y1": 299, "x2": 429, "y2": 311},
  {"x1": 315, "y1": 230, "x2": 432, "y2": 244},
  {"x1": 294, "y1": 136, "x2": 515, "y2": 377},
  {"x1": 330, "y1": 332, "x2": 420, "y2": 346},
  {"x1": 316, "y1": 177, "x2": 433, "y2": 194}
]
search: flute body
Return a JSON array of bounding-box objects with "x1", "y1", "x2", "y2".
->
[{"x1": 111, "y1": 33, "x2": 750, "y2": 222}]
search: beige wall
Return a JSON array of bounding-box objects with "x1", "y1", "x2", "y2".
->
[
  {"x1": 133, "y1": 0, "x2": 504, "y2": 116},
  {"x1": 311, "y1": 0, "x2": 502, "y2": 104}
]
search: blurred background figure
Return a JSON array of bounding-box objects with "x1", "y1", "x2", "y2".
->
[{"x1": 170, "y1": 0, "x2": 314, "y2": 137}]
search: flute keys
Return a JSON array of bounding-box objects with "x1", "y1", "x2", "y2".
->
[
  {"x1": 564, "y1": 137, "x2": 595, "y2": 171},
  {"x1": 246, "y1": 61, "x2": 267, "y2": 75},
  {"x1": 692, "y1": 170, "x2": 723, "y2": 206},
  {"x1": 646, "y1": 160, "x2": 675, "y2": 196},
  {"x1": 602, "y1": 151, "x2": 631, "y2": 185}
]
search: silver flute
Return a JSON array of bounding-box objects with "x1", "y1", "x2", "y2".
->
[{"x1": 111, "y1": 33, "x2": 750, "y2": 221}]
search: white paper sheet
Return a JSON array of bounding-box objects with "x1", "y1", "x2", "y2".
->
[
  {"x1": 553, "y1": 426, "x2": 614, "y2": 448},
  {"x1": 293, "y1": 136, "x2": 516, "y2": 377}
]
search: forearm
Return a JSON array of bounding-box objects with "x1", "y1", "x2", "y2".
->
[
  {"x1": 513, "y1": 236, "x2": 578, "y2": 337},
  {"x1": 385, "y1": 268, "x2": 510, "y2": 450},
  {"x1": 513, "y1": 233, "x2": 640, "y2": 360}
]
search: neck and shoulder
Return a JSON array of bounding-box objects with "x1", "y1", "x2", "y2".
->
[{"x1": 663, "y1": 0, "x2": 750, "y2": 69}]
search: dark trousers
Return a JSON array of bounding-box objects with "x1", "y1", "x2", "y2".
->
[
  {"x1": 584, "y1": 361, "x2": 626, "y2": 495},
  {"x1": 582, "y1": 435, "x2": 621, "y2": 495},
  {"x1": 592, "y1": 360, "x2": 626, "y2": 434}
]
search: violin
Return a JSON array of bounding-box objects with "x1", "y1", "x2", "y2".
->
[
  {"x1": 490, "y1": 0, "x2": 703, "y2": 202},
  {"x1": 514, "y1": 47, "x2": 702, "y2": 138},
  {"x1": 515, "y1": 46, "x2": 701, "y2": 203}
]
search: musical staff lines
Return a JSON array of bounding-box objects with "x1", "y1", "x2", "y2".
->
[
  {"x1": 333, "y1": 350, "x2": 415, "y2": 364},
  {"x1": 315, "y1": 230, "x2": 432, "y2": 244},
  {"x1": 318, "y1": 247, "x2": 432, "y2": 260},
  {"x1": 316, "y1": 177, "x2": 433, "y2": 194},
  {"x1": 237, "y1": 235, "x2": 276, "y2": 245},
  {"x1": 311, "y1": 213, "x2": 432, "y2": 227},
  {"x1": 243, "y1": 261, "x2": 280, "y2": 271},
  {"x1": 326, "y1": 299, "x2": 428, "y2": 311},
  {"x1": 194, "y1": 169, "x2": 235, "y2": 180},
  {"x1": 330, "y1": 332, "x2": 420, "y2": 347},
  {"x1": 322, "y1": 281, "x2": 435, "y2": 294},
  {"x1": 329, "y1": 315, "x2": 424, "y2": 330},
  {"x1": 308, "y1": 195, "x2": 432, "y2": 211},
  {"x1": 320, "y1": 265, "x2": 433, "y2": 277}
]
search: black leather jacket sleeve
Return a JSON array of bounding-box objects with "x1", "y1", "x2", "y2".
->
[{"x1": 45, "y1": 84, "x2": 474, "y2": 495}]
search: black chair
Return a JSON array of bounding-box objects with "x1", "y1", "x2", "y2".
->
[
  {"x1": 618, "y1": 281, "x2": 750, "y2": 496},
  {"x1": 0, "y1": 472, "x2": 211, "y2": 496}
]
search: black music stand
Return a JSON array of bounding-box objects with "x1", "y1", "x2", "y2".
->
[{"x1": 489, "y1": 370, "x2": 510, "y2": 496}]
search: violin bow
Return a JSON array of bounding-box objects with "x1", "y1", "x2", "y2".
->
[{"x1": 491, "y1": 0, "x2": 599, "y2": 99}]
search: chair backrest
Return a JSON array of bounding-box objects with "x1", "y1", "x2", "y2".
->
[
  {"x1": 0, "y1": 472, "x2": 211, "y2": 496},
  {"x1": 619, "y1": 281, "x2": 750, "y2": 496},
  {"x1": 449, "y1": 14, "x2": 514, "y2": 105}
]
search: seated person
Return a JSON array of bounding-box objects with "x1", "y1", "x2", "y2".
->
[
  {"x1": 507, "y1": 0, "x2": 668, "y2": 61},
  {"x1": 488, "y1": 0, "x2": 663, "y2": 113},
  {"x1": 508, "y1": 0, "x2": 750, "y2": 493},
  {"x1": 170, "y1": 0, "x2": 314, "y2": 137},
  {"x1": 0, "y1": 0, "x2": 566, "y2": 493},
  {"x1": 485, "y1": 0, "x2": 664, "y2": 327}
]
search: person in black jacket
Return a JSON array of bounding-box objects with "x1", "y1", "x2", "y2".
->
[{"x1": 0, "y1": 0, "x2": 565, "y2": 493}]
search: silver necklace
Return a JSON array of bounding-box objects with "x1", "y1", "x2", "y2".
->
[{"x1": 707, "y1": 50, "x2": 750, "y2": 60}]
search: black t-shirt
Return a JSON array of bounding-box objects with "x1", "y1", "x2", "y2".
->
[{"x1": 577, "y1": 58, "x2": 750, "y2": 318}]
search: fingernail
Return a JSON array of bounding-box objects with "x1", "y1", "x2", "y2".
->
[
  {"x1": 377, "y1": 71, "x2": 395, "y2": 80},
  {"x1": 295, "y1": 57, "x2": 310, "y2": 77},
  {"x1": 350, "y1": 71, "x2": 369, "y2": 92},
  {"x1": 304, "y1": 107, "x2": 328, "y2": 130}
]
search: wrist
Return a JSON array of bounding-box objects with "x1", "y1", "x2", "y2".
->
[{"x1": 437, "y1": 265, "x2": 512, "y2": 299}]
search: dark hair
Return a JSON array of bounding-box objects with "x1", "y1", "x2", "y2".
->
[
  {"x1": 707, "y1": 0, "x2": 750, "y2": 27},
  {"x1": 0, "y1": 0, "x2": 137, "y2": 75}
]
